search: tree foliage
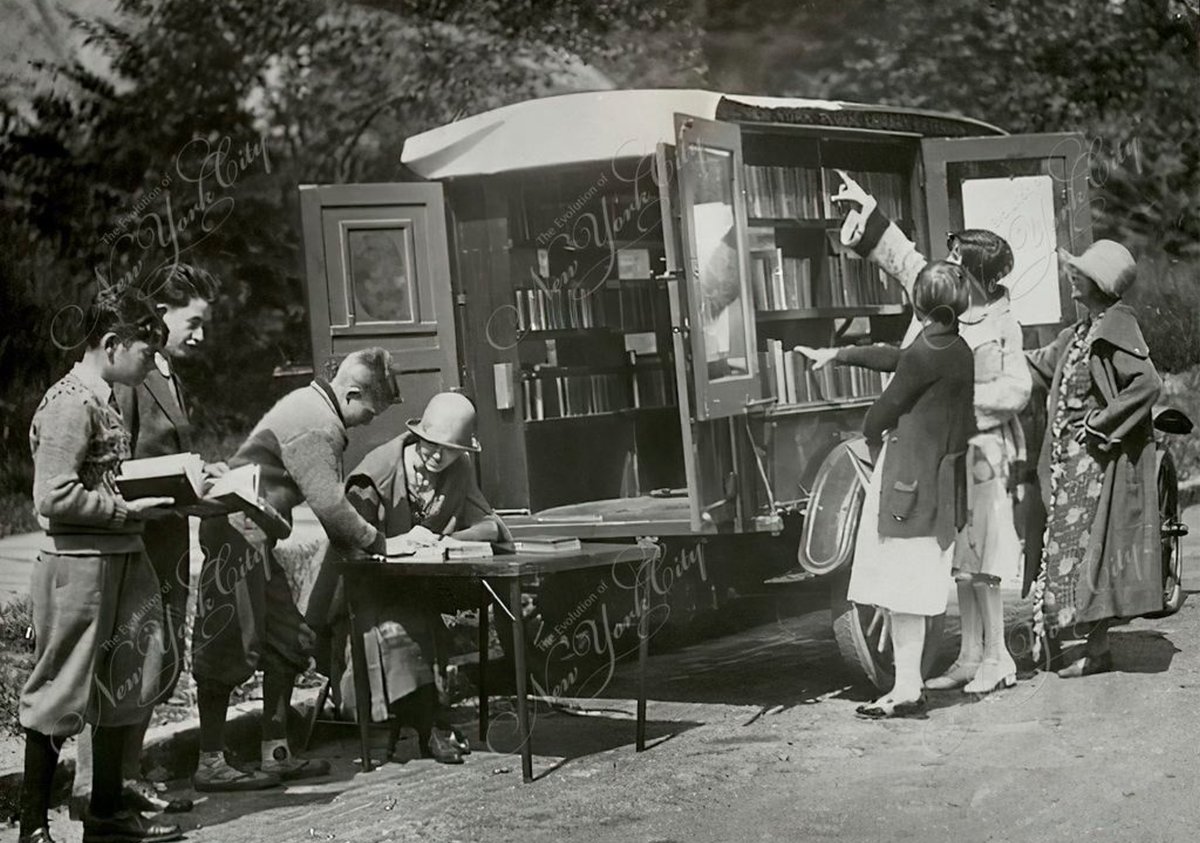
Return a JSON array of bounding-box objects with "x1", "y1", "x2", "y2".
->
[
  {"x1": 1, "y1": 0, "x2": 1196, "y2": 500},
  {"x1": 707, "y1": 0, "x2": 1200, "y2": 369},
  {"x1": 0, "y1": 0, "x2": 701, "y2": 492}
]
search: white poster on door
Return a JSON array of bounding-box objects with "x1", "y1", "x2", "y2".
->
[{"x1": 961, "y1": 175, "x2": 1062, "y2": 326}]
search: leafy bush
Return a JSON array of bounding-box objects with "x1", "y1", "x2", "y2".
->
[
  {"x1": 0, "y1": 597, "x2": 35, "y2": 737},
  {"x1": 1123, "y1": 253, "x2": 1200, "y2": 375}
]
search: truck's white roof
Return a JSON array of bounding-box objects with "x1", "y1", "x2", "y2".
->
[{"x1": 400, "y1": 89, "x2": 1004, "y2": 179}]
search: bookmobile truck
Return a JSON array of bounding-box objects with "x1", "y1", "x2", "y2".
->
[{"x1": 296, "y1": 89, "x2": 1189, "y2": 695}]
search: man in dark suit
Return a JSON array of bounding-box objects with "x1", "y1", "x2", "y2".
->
[{"x1": 71, "y1": 263, "x2": 220, "y2": 816}]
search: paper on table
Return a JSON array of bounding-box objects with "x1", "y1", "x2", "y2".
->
[
  {"x1": 382, "y1": 532, "x2": 494, "y2": 561},
  {"x1": 961, "y1": 175, "x2": 1062, "y2": 326},
  {"x1": 384, "y1": 534, "x2": 443, "y2": 561}
]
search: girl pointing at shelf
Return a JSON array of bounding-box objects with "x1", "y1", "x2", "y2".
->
[{"x1": 800, "y1": 172, "x2": 1031, "y2": 698}]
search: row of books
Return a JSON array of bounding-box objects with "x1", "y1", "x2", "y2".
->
[
  {"x1": 750, "y1": 251, "x2": 814, "y2": 310},
  {"x1": 632, "y1": 365, "x2": 676, "y2": 409},
  {"x1": 827, "y1": 255, "x2": 906, "y2": 307},
  {"x1": 821, "y1": 168, "x2": 908, "y2": 221},
  {"x1": 514, "y1": 287, "x2": 605, "y2": 331},
  {"x1": 743, "y1": 165, "x2": 825, "y2": 218},
  {"x1": 521, "y1": 366, "x2": 675, "y2": 421},
  {"x1": 521, "y1": 371, "x2": 628, "y2": 421},
  {"x1": 761, "y1": 340, "x2": 885, "y2": 406},
  {"x1": 749, "y1": 253, "x2": 906, "y2": 311},
  {"x1": 741, "y1": 165, "x2": 910, "y2": 223},
  {"x1": 514, "y1": 285, "x2": 660, "y2": 333}
]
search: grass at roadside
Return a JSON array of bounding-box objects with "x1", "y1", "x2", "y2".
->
[{"x1": 0, "y1": 597, "x2": 34, "y2": 738}]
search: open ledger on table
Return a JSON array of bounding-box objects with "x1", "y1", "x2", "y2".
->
[
  {"x1": 381, "y1": 533, "x2": 495, "y2": 562},
  {"x1": 114, "y1": 452, "x2": 290, "y2": 538}
]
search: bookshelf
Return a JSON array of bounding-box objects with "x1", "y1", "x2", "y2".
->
[
  {"x1": 452, "y1": 163, "x2": 685, "y2": 511},
  {"x1": 451, "y1": 130, "x2": 924, "y2": 515},
  {"x1": 741, "y1": 132, "x2": 917, "y2": 412}
]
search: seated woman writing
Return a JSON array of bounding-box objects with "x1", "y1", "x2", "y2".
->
[{"x1": 307, "y1": 391, "x2": 510, "y2": 764}]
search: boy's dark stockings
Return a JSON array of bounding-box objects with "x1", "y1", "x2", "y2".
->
[
  {"x1": 197, "y1": 679, "x2": 234, "y2": 753},
  {"x1": 89, "y1": 725, "x2": 128, "y2": 819},
  {"x1": 19, "y1": 730, "x2": 61, "y2": 837}
]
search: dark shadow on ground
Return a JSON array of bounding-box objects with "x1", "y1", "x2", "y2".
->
[
  {"x1": 547, "y1": 601, "x2": 855, "y2": 713},
  {"x1": 163, "y1": 706, "x2": 689, "y2": 834},
  {"x1": 482, "y1": 590, "x2": 1035, "y2": 716},
  {"x1": 304, "y1": 701, "x2": 692, "y2": 778},
  {"x1": 1109, "y1": 629, "x2": 1180, "y2": 674}
]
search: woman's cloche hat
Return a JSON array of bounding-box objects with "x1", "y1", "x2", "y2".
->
[
  {"x1": 406, "y1": 391, "x2": 482, "y2": 452},
  {"x1": 1061, "y1": 239, "x2": 1137, "y2": 299}
]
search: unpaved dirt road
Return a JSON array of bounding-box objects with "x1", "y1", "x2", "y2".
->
[{"x1": 27, "y1": 507, "x2": 1200, "y2": 843}]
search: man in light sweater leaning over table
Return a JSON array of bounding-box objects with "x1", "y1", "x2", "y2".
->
[{"x1": 190, "y1": 348, "x2": 399, "y2": 792}]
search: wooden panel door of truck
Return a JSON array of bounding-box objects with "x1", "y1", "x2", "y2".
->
[
  {"x1": 299, "y1": 182, "x2": 458, "y2": 468},
  {"x1": 921, "y1": 133, "x2": 1093, "y2": 345}
]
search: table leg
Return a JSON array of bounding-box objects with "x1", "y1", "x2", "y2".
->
[
  {"x1": 637, "y1": 582, "x2": 648, "y2": 752},
  {"x1": 478, "y1": 579, "x2": 490, "y2": 742},
  {"x1": 508, "y1": 577, "x2": 532, "y2": 783},
  {"x1": 346, "y1": 572, "x2": 374, "y2": 772}
]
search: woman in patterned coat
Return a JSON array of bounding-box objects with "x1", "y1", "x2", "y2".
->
[{"x1": 1024, "y1": 240, "x2": 1163, "y2": 676}]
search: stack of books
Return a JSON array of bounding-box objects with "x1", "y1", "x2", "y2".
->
[
  {"x1": 513, "y1": 535, "x2": 583, "y2": 554},
  {"x1": 442, "y1": 538, "x2": 494, "y2": 560}
]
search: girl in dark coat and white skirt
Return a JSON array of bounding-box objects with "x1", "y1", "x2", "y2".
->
[{"x1": 848, "y1": 262, "x2": 976, "y2": 718}]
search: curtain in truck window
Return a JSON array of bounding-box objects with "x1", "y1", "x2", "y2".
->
[{"x1": 347, "y1": 227, "x2": 415, "y2": 324}]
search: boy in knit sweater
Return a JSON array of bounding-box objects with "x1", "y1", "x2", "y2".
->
[
  {"x1": 19, "y1": 289, "x2": 183, "y2": 843},
  {"x1": 190, "y1": 348, "x2": 396, "y2": 791}
]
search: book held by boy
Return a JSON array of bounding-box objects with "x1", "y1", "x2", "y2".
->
[{"x1": 115, "y1": 453, "x2": 290, "y2": 539}]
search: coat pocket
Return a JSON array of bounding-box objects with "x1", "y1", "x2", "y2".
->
[{"x1": 889, "y1": 479, "x2": 919, "y2": 521}]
